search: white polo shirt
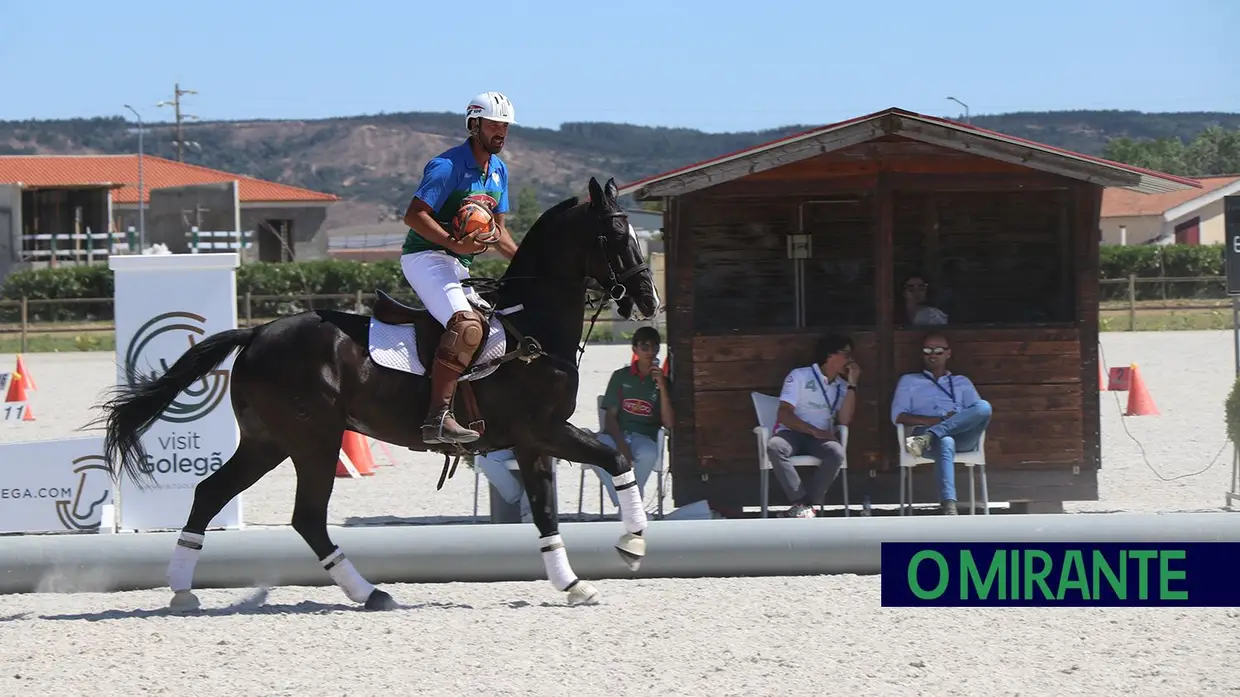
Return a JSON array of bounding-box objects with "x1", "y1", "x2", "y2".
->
[{"x1": 775, "y1": 364, "x2": 849, "y2": 434}]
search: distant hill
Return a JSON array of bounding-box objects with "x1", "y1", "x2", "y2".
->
[{"x1": 2, "y1": 108, "x2": 1238, "y2": 229}]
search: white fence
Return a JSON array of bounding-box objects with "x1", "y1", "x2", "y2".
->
[{"x1": 18, "y1": 227, "x2": 253, "y2": 263}]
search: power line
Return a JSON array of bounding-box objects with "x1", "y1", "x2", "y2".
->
[{"x1": 156, "y1": 82, "x2": 201, "y2": 162}]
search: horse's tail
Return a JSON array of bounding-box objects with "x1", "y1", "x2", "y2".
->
[{"x1": 96, "y1": 326, "x2": 257, "y2": 489}]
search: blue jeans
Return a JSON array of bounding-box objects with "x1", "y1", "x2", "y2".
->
[
  {"x1": 474, "y1": 449, "x2": 533, "y2": 521},
  {"x1": 911, "y1": 400, "x2": 992, "y2": 502},
  {"x1": 592, "y1": 431, "x2": 659, "y2": 508}
]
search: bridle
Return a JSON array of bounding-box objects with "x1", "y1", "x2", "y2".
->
[{"x1": 577, "y1": 209, "x2": 651, "y2": 364}]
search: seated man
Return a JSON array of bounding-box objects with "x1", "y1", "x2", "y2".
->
[
  {"x1": 472, "y1": 449, "x2": 535, "y2": 523},
  {"x1": 891, "y1": 331, "x2": 993, "y2": 515},
  {"x1": 591, "y1": 326, "x2": 672, "y2": 511},
  {"x1": 767, "y1": 333, "x2": 859, "y2": 518}
]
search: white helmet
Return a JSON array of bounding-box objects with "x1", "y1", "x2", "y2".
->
[{"x1": 465, "y1": 91, "x2": 516, "y2": 132}]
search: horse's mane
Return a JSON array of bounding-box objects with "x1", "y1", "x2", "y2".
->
[
  {"x1": 522, "y1": 196, "x2": 582, "y2": 244},
  {"x1": 502, "y1": 195, "x2": 584, "y2": 274}
]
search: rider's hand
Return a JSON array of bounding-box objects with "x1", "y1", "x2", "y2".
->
[{"x1": 450, "y1": 234, "x2": 488, "y2": 255}]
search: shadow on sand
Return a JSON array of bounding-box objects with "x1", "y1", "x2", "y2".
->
[{"x1": 14, "y1": 587, "x2": 477, "y2": 622}]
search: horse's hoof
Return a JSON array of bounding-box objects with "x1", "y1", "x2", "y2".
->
[
  {"x1": 615, "y1": 532, "x2": 647, "y2": 571},
  {"x1": 168, "y1": 590, "x2": 200, "y2": 612},
  {"x1": 364, "y1": 589, "x2": 398, "y2": 611},
  {"x1": 566, "y1": 581, "x2": 600, "y2": 606}
]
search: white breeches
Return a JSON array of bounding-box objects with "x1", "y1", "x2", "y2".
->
[{"x1": 400, "y1": 250, "x2": 480, "y2": 326}]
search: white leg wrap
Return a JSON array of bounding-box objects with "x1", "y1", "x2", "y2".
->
[
  {"x1": 167, "y1": 531, "x2": 204, "y2": 593},
  {"x1": 539, "y1": 534, "x2": 578, "y2": 592},
  {"x1": 612, "y1": 470, "x2": 648, "y2": 534},
  {"x1": 321, "y1": 549, "x2": 375, "y2": 604}
]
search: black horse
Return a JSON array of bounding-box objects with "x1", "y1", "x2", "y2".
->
[{"x1": 95, "y1": 177, "x2": 661, "y2": 611}]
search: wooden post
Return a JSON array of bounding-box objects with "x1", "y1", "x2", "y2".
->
[
  {"x1": 355, "y1": 289, "x2": 364, "y2": 314},
  {"x1": 873, "y1": 175, "x2": 895, "y2": 470},
  {"x1": 1127, "y1": 274, "x2": 1136, "y2": 331},
  {"x1": 245, "y1": 292, "x2": 252, "y2": 327}
]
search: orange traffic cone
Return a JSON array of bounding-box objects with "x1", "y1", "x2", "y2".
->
[
  {"x1": 1099, "y1": 362, "x2": 1107, "y2": 391},
  {"x1": 4, "y1": 365, "x2": 33, "y2": 421},
  {"x1": 1124, "y1": 363, "x2": 1159, "y2": 416},
  {"x1": 15, "y1": 355, "x2": 35, "y2": 391},
  {"x1": 336, "y1": 431, "x2": 376, "y2": 477}
]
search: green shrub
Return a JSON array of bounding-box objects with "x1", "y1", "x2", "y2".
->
[{"x1": 1227, "y1": 376, "x2": 1240, "y2": 447}]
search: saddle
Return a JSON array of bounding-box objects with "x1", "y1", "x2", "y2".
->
[
  {"x1": 371, "y1": 288, "x2": 544, "y2": 489},
  {"x1": 372, "y1": 289, "x2": 497, "y2": 380}
]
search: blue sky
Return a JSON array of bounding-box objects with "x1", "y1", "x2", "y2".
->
[{"x1": 1, "y1": 0, "x2": 1235, "y2": 133}]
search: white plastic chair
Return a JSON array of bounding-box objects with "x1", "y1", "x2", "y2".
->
[
  {"x1": 751, "y1": 391, "x2": 850, "y2": 518},
  {"x1": 896, "y1": 422, "x2": 988, "y2": 515},
  {"x1": 578, "y1": 395, "x2": 667, "y2": 519}
]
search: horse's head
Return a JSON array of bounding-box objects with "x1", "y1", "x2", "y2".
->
[{"x1": 582, "y1": 176, "x2": 660, "y2": 320}]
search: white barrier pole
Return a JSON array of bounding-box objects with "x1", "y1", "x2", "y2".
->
[
  {"x1": 108, "y1": 252, "x2": 243, "y2": 532},
  {"x1": 1, "y1": 513, "x2": 1239, "y2": 595}
]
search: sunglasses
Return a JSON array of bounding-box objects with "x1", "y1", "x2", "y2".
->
[{"x1": 922, "y1": 347, "x2": 949, "y2": 355}]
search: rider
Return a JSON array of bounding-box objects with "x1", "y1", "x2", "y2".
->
[{"x1": 400, "y1": 91, "x2": 521, "y2": 445}]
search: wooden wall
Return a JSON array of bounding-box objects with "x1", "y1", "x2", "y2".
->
[
  {"x1": 688, "y1": 327, "x2": 1086, "y2": 479},
  {"x1": 660, "y1": 136, "x2": 1102, "y2": 508}
]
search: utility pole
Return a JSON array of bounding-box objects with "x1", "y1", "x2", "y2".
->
[{"x1": 157, "y1": 82, "x2": 200, "y2": 161}]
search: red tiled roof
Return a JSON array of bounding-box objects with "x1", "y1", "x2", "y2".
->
[
  {"x1": 1100, "y1": 175, "x2": 1240, "y2": 217},
  {"x1": 0, "y1": 154, "x2": 338, "y2": 204},
  {"x1": 618, "y1": 107, "x2": 1201, "y2": 199}
]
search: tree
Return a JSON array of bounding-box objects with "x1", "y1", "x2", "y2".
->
[
  {"x1": 506, "y1": 186, "x2": 542, "y2": 243},
  {"x1": 1102, "y1": 125, "x2": 1240, "y2": 177}
]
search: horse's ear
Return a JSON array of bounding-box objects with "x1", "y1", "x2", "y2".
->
[
  {"x1": 588, "y1": 177, "x2": 603, "y2": 206},
  {"x1": 604, "y1": 177, "x2": 618, "y2": 203}
]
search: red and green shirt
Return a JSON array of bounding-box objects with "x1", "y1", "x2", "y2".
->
[{"x1": 601, "y1": 364, "x2": 669, "y2": 440}]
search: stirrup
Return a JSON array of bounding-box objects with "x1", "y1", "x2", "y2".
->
[{"x1": 422, "y1": 409, "x2": 479, "y2": 444}]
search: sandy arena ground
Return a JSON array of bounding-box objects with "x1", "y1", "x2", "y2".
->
[{"x1": 0, "y1": 334, "x2": 1237, "y2": 696}]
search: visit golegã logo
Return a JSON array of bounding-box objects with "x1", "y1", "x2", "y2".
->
[
  {"x1": 123, "y1": 311, "x2": 230, "y2": 424},
  {"x1": 55, "y1": 454, "x2": 113, "y2": 531}
]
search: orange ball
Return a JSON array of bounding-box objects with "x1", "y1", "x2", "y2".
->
[{"x1": 452, "y1": 201, "x2": 496, "y2": 243}]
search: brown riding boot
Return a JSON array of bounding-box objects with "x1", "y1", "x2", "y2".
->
[
  {"x1": 422, "y1": 310, "x2": 484, "y2": 445},
  {"x1": 422, "y1": 360, "x2": 479, "y2": 444}
]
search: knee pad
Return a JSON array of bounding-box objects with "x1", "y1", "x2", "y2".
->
[{"x1": 436, "y1": 310, "x2": 485, "y2": 371}]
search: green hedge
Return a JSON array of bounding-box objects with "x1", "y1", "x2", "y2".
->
[
  {"x1": 0, "y1": 244, "x2": 1227, "y2": 321},
  {"x1": 1098, "y1": 244, "x2": 1224, "y2": 301},
  {"x1": 0, "y1": 257, "x2": 513, "y2": 323}
]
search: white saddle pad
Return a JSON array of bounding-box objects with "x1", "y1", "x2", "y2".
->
[{"x1": 367, "y1": 313, "x2": 511, "y2": 382}]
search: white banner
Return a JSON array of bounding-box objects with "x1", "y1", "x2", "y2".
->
[
  {"x1": 109, "y1": 252, "x2": 244, "y2": 532},
  {"x1": 0, "y1": 436, "x2": 113, "y2": 533}
]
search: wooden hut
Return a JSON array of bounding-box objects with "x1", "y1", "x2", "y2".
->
[{"x1": 618, "y1": 107, "x2": 1199, "y2": 515}]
